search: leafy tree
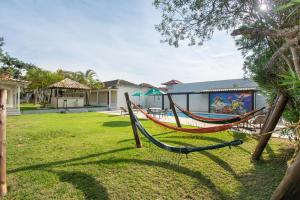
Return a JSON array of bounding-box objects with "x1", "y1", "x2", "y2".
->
[
  {"x1": 56, "y1": 68, "x2": 102, "y2": 105},
  {"x1": 73, "y1": 69, "x2": 103, "y2": 105},
  {"x1": 153, "y1": 0, "x2": 300, "y2": 120},
  {"x1": 0, "y1": 37, "x2": 37, "y2": 78},
  {"x1": 56, "y1": 68, "x2": 102, "y2": 89},
  {"x1": 154, "y1": 1, "x2": 300, "y2": 197},
  {"x1": 25, "y1": 68, "x2": 63, "y2": 104}
]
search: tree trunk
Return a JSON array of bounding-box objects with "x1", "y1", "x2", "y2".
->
[
  {"x1": 0, "y1": 90, "x2": 7, "y2": 196},
  {"x1": 271, "y1": 147, "x2": 300, "y2": 200},
  {"x1": 252, "y1": 93, "x2": 289, "y2": 160},
  {"x1": 34, "y1": 89, "x2": 37, "y2": 104}
]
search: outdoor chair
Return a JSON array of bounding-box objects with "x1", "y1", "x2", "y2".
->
[
  {"x1": 147, "y1": 108, "x2": 153, "y2": 114},
  {"x1": 250, "y1": 115, "x2": 266, "y2": 129},
  {"x1": 160, "y1": 108, "x2": 169, "y2": 118}
]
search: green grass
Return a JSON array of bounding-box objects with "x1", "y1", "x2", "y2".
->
[
  {"x1": 6, "y1": 112, "x2": 293, "y2": 199},
  {"x1": 20, "y1": 103, "x2": 42, "y2": 111},
  {"x1": 20, "y1": 103, "x2": 55, "y2": 111}
]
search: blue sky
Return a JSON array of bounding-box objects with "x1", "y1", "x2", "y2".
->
[{"x1": 0, "y1": 0, "x2": 244, "y2": 86}]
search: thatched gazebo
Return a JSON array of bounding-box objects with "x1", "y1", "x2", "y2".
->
[{"x1": 48, "y1": 78, "x2": 90, "y2": 108}]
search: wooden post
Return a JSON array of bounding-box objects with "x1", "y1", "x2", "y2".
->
[
  {"x1": 167, "y1": 94, "x2": 181, "y2": 127},
  {"x1": 271, "y1": 149, "x2": 300, "y2": 200},
  {"x1": 124, "y1": 92, "x2": 142, "y2": 148},
  {"x1": 0, "y1": 89, "x2": 7, "y2": 196},
  {"x1": 252, "y1": 93, "x2": 289, "y2": 160},
  {"x1": 186, "y1": 94, "x2": 190, "y2": 111},
  {"x1": 161, "y1": 95, "x2": 164, "y2": 110}
]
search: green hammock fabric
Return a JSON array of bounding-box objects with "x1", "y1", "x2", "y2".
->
[{"x1": 133, "y1": 115, "x2": 243, "y2": 154}]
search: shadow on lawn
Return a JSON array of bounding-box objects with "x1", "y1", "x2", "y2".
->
[
  {"x1": 8, "y1": 147, "x2": 134, "y2": 174},
  {"x1": 160, "y1": 139, "x2": 239, "y2": 178},
  {"x1": 66, "y1": 158, "x2": 230, "y2": 199},
  {"x1": 8, "y1": 146, "x2": 230, "y2": 199},
  {"x1": 117, "y1": 131, "x2": 176, "y2": 144},
  {"x1": 162, "y1": 135, "x2": 251, "y2": 154},
  {"x1": 49, "y1": 170, "x2": 108, "y2": 200},
  {"x1": 233, "y1": 147, "x2": 294, "y2": 199},
  {"x1": 102, "y1": 121, "x2": 131, "y2": 127}
]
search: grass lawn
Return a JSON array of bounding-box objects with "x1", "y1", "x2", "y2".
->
[
  {"x1": 20, "y1": 103, "x2": 42, "y2": 111},
  {"x1": 6, "y1": 112, "x2": 293, "y2": 199}
]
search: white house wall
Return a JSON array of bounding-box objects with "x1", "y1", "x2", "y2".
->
[
  {"x1": 145, "y1": 95, "x2": 163, "y2": 108},
  {"x1": 99, "y1": 92, "x2": 108, "y2": 106},
  {"x1": 255, "y1": 92, "x2": 267, "y2": 109},
  {"x1": 190, "y1": 94, "x2": 208, "y2": 112},
  {"x1": 116, "y1": 86, "x2": 149, "y2": 108},
  {"x1": 0, "y1": 82, "x2": 23, "y2": 115},
  {"x1": 89, "y1": 91, "x2": 108, "y2": 106},
  {"x1": 89, "y1": 92, "x2": 98, "y2": 105},
  {"x1": 89, "y1": 78, "x2": 267, "y2": 112},
  {"x1": 160, "y1": 94, "x2": 208, "y2": 112}
]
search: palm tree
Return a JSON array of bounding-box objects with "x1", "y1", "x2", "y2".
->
[
  {"x1": 56, "y1": 69, "x2": 102, "y2": 105},
  {"x1": 74, "y1": 69, "x2": 103, "y2": 105}
]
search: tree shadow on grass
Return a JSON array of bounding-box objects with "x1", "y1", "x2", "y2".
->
[
  {"x1": 102, "y1": 121, "x2": 131, "y2": 127},
  {"x1": 233, "y1": 147, "x2": 294, "y2": 199},
  {"x1": 8, "y1": 147, "x2": 134, "y2": 174},
  {"x1": 162, "y1": 135, "x2": 251, "y2": 155},
  {"x1": 8, "y1": 146, "x2": 230, "y2": 199},
  {"x1": 49, "y1": 170, "x2": 108, "y2": 200},
  {"x1": 160, "y1": 139, "x2": 239, "y2": 178},
  {"x1": 232, "y1": 131, "x2": 249, "y2": 142},
  {"x1": 117, "y1": 131, "x2": 176, "y2": 144},
  {"x1": 265, "y1": 143, "x2": 276, "y2": 158},
  {"x1": 66, "y1": 158, "x2": 230, "y2": 200}
]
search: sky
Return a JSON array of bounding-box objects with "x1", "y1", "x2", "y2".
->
[{"x1": 0, "y1": 0, "x2": 245, "y2": 87}]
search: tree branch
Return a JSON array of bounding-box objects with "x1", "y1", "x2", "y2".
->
[
  {"x1": 231, "y1": 25, "x2": 300, "y2": 38},
  {"x1": 265, "y1": 36, "x2": 300, "y2": 70},
  {"x1": 290, "y1": 46, "x2": 300, "y2": 79},
  {"x1": 269, "y1": 38, "x2": 294, "y2": 72}
]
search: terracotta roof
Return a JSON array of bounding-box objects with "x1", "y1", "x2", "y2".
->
[
  {"x1": 103, "y1": 79, "x2": 138, "y2": 88},
  {"x1": 48, "y1": 78, "x2": 90, "y2": 90},
  {"x1": 0, "y1": 75, "x2": 30, "y2": 87},
  {"x1": 158, "y1": 87, "x2": 168, "y2": 92},
  {"x1": 139, "y1": 83, "x2": 154, "y2": 88},
  {"x1": 0, "y1": 77, "x2": 29, "y2": 83},
  {"x1": 161, "y1": 80, "x2": 182, "y2": 86}
]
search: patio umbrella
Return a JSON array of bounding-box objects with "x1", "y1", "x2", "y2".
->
[
  {"x1": 132, "y1": 91, "x2": 144, "y2": 105},
  {"x1": 145, "y1": 88, "x2": 165, "y2": 106},
  {"x1": 144, "y1": 88, "x2": 165, "y2": 96}
]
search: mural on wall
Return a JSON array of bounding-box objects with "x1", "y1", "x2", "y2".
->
[{"x1": 209, "y1": 92, "x2": 253, "y2": 115}]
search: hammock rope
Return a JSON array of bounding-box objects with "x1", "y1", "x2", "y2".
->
[
  {"x1": 133, "y1": 114, "x2": 243, "y2": 154},
  {"x1": 173, "y1": 102, "x2": 265, "y2": 124},
  {"x1": 130, "y1": 101, "x2": 260, "y2": 134}
]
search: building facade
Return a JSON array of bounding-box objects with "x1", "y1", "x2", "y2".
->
[
  {"x1": 146, "y1": 78, "x2": 267, "y2": 114},
  {"x1": 89, "y1": 79, "x2": 150, "y2": 110},
  {"x1": 0, "y1": 76, "x2": 29, "y2": 115}
]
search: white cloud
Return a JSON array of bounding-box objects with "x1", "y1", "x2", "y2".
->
[{"x1": 0, "y1": 0, "x2": 245, "y2": 86}]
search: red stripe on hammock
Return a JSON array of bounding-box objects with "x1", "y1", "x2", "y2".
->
[{"x1": 131, "y1": 102, "x2": 256, "y2": 134}]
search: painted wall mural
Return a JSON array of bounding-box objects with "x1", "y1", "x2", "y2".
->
[{"x1": 209, "y1": 92, "x2": 253, "y2": 115}]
